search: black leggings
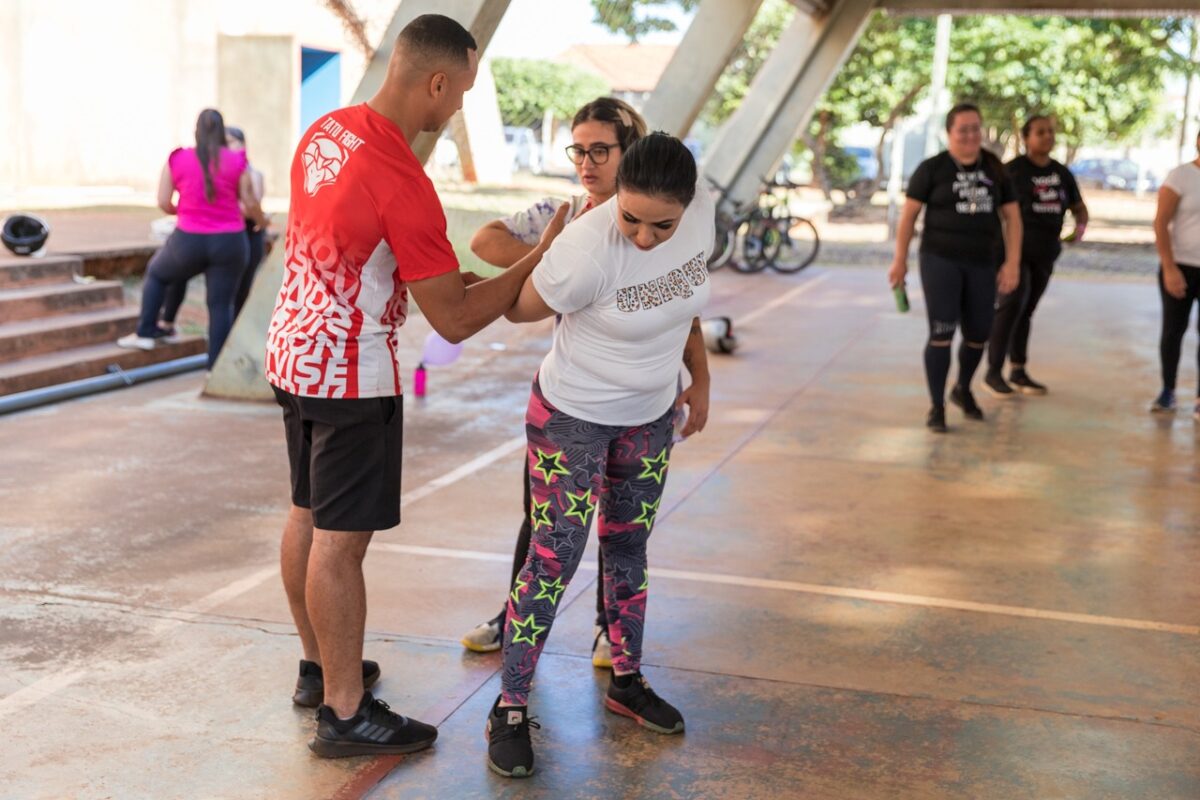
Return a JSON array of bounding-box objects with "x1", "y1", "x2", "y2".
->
[
  {"x1": 919, "y1": 252, "x2": 996, "y2": 404},
  {"x1": 137, "y1": 229, "x2": 248, "y2": 368},
  {"x1": 162, "y1": 225, "x2": 263, "y2": 325},
  {"x1": 988, "y1": 246, "x2": 1057, "y2": 373},
  {"x1": 1158, "y1": 263, "x2": 1200, "y2": 395},
  {"x1": 502, "y1": 458, "x2": 606, "y2": 627}
]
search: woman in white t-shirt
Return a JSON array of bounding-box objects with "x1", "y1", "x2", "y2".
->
[
  {"x1": 1151, "y1": 131, "x2": 1200, "y2": 417},
  {"x1": 461, "y1": 98, "x2": 648, "y2": 665},
  {"x1": 484, "y1": 134, "x2": 712, "y2": 778}
]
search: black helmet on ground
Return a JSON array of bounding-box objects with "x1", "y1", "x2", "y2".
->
[{"x1": 2, "y1": 214, "x2": 50, "y2": 256}]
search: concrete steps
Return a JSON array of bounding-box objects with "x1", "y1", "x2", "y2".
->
[
  {"x1": 0, "y1": 339, "x2": 207, "y2": 396},
  {"x1": 0, "y1": 255, "x2": 81, "y2": 288},
  {"x1": 0, "y1": 306, "x2": 142, "y2": 363},
  {"x1": 0, "y1": 252, "x2": 206, "y2": 398}
]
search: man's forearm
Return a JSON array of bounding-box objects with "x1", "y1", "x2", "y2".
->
[{"x1": 450, "y1": 245, "x2": 544, "y2": 340}]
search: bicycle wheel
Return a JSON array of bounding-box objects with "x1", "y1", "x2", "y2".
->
[
  {"x1": 731, "y1": 213, "x2": 770, "y2": 273},
  {"x1": 708, "y1": 222, "x2": 735, "y2": 271},
  {"x1": 769, "y1": 217, "x2": 820, "y2": 273}
]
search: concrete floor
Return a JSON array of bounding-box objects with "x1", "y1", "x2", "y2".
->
[{"x1": 0, "y1": 267, "x2": 1197, "y2": 799}]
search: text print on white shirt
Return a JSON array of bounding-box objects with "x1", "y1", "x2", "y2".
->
[{"x1": 616, "y1": 252, "x2": 708, "y2": 313}]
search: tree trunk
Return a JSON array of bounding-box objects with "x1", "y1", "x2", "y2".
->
[
  {"x1": 847, "y1": 83, "x2": 924, "y2": 209},
  {"x1": 805, "y1": 111, "x2": 834, "y2": 202}
]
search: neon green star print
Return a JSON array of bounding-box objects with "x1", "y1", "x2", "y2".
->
[
  {"x1": 638, "y1": 448, "x2": 669, "y2": 484},
  {"x1": 638, "y1": 569, "x2": 649, "y2": 591},
  {"x1": 510, "y1": 578, "x2": 527, "y2": 604},
  {"x1": 534, "y1": 576, "x2": 566, "y2": 605},
  {"x1": 633, "y1": 496, "x2": 661, "y2": 530},
  {"x1": 565, "y1": 489, "x2": 595, "y2": 525},
  {"x1": 533, "y1": 449, "x2": 571, "y2": 484},
  {"x1": 510, "y1": 613, "x2": 546, "y2": 646},
  {"x1": 530, "y1": 498, "x2": 553, "y2": 530}
]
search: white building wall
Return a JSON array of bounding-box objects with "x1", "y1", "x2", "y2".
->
[{"x1": 0, "y1": 0, "x2": 395, "y2": 201}]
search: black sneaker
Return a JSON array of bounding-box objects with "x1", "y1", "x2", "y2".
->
[
  {"x1": 309, "y1": 691, "x2": 437, "y2": 758},
  {"x1": 984, "y1": 371, "x2": 1015, "y2": 398},
  {"x1": 926, "y1": 406, "x2": 947, "y2": 433},
  {"x1": 949, "y1": 385, "x2": 985, "y2": 421},
  {"x1": 486, "y1": 696, "x2": 539, "y2": 778},
  {"x1": 1009, "y1": 368, "x2": 1048, "y2": 395},
  {"x1": 605, "y1": 672, "x2": 684, "y2": 735},
  {"x1": 293, "y1": 659, "x2": 381, "y2": 707}
]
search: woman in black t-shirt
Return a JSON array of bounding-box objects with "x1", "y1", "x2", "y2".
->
[
  {"x1": 985, "y1": 115, "x2": 1087, "y2": 397},
  {"x1": 889, "y1": 103, "x2": 1022, "y2": 432}
]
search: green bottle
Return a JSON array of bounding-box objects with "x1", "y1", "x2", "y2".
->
[{"x1": 893, "y1": 284, "x2": 910, "y2": 313}]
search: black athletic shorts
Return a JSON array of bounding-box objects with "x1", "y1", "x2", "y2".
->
[{"x1": 272, "y1": 386, "x2": 403, "y2": 532}]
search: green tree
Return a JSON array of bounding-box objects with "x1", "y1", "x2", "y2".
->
[
  {"x1": 590, "y1": 0, "x2": 700, "y2": 42},
  {"x1": 807, "y1": 12, "x2": 935, "y2": 204},
  {"x1": 490, "y1": 58, "x2": 610, "y2": 127},
  {"x1": 948, "y1": 17, "x2": 1181, "y2": 159}
]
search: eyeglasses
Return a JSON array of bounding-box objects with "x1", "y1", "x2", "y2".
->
[{"x1": 565, "y1": 142, "x2": 620, "y2": 166}]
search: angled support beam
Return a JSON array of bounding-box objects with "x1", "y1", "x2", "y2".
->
[
  {"x1": 350, "y1": 0, "x2": 512, "y2": 164},
  {"x1": 641, "y1": 0, "x2": 764, "y2": 137},
  {"x1": 703, "y1": 0, "x2": 876, "y2": 210},
  {"x1": 203, "y1": 0, "x2": 513, "y2": 400}
]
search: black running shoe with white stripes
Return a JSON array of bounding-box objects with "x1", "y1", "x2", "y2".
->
[{"x1": 309, "y1": 692, "x2": 437, "y2": 758}]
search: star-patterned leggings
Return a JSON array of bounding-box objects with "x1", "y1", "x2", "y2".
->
[{"x1": 501, "y1": 378, "x2": 675, "y2": 705}]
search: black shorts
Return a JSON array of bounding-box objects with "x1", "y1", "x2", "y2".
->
[{"x1": 272, "y1": 386, "x2": 403, "y2": 532}]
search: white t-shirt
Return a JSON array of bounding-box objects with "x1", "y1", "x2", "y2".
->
[
  {"x1": 532, "y1": 185, "x2": 715, "y2": 426},
  {"x1": 1163, "y1": 162, "x2": 1200, "y2": 267}
]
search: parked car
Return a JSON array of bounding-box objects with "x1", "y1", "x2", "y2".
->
[
  {"x1": 1069, "y1": 158, "x2": 1159, "y2": 192},
  {"x1": 843, "y1": 145, "x2": 880, "y2": 183}
]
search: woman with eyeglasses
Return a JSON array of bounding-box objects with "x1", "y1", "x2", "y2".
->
[
  {"x1": 463, "y1": 99, "x2": 713, "y2": 670},
  {"x1": 889, "y1": 102, "x2": 1022, "y2": 432}
]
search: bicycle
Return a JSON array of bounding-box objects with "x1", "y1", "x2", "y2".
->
[
  {"x1": 708, "y1": 178, "x2": 820, "y2": 274},
  {"x1": 707, "y1": 178, "x2": 773, "y2": 273},
  {"x1": 757, "y1": 178, "x2": 820, "y2": 274}
]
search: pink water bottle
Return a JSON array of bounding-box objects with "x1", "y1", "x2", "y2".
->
[{"x1": 413, "y1": 363, "x2": 427, "y2": 397}]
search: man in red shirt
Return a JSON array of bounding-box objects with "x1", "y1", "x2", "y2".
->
[{"x1": 266, "y1": 14, "x2": 565, "y2": 758}]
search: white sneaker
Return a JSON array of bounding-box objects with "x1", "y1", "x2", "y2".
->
[
  {"x1": 461, "y1": 615, "x2": 503, "y2": 653},
  {"x1": 592, "y1": 624, "x2": 613, "y2": 669},
  {"x1": 117, "y1": 333, "x2": 157, "y2": 351}
]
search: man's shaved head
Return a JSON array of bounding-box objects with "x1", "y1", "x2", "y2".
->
[{"x1": 394, "y1": 13, "x2": 477, "y2": 77}]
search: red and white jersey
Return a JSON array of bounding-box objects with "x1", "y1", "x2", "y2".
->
[{"x1": 265, "y1": 104, "x2": 459, "y2": 398}]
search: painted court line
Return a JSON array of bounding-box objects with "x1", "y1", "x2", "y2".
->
[
  {"x1": 401, "y1": 435, "x2": 525, "y2": 507},
  {"x1": 373, "y1": 543, "x2": 1199, "y2": 638},
  {"x1": 737, "y1": 271, "x2": 830, "y2": 326}
]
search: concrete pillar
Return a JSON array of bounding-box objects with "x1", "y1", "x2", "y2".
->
[
  {"x1": 703, "y1": 0, "x2": 877, "y2": 209},
  {"x1": 640, "y1": 0, "x2": 764, "y2": 137},
  {"x1": 349, "y1": 0, "x2": 512, "y2": 164}
]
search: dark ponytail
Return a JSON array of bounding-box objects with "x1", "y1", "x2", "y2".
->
[
  {"x1": 616, "y1": 132, "x2": 696, "y2": 207},
  {"x1": 945, "y1": 102, "x2": 1005, "y2": 182},
  {"x1": 194, "y1": 108, "x2": 227, "y2": 204}
]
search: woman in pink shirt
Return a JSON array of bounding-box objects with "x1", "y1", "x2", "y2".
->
[{"x1": 119, "y1": 108, "x2": 267, "y2": 368}]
